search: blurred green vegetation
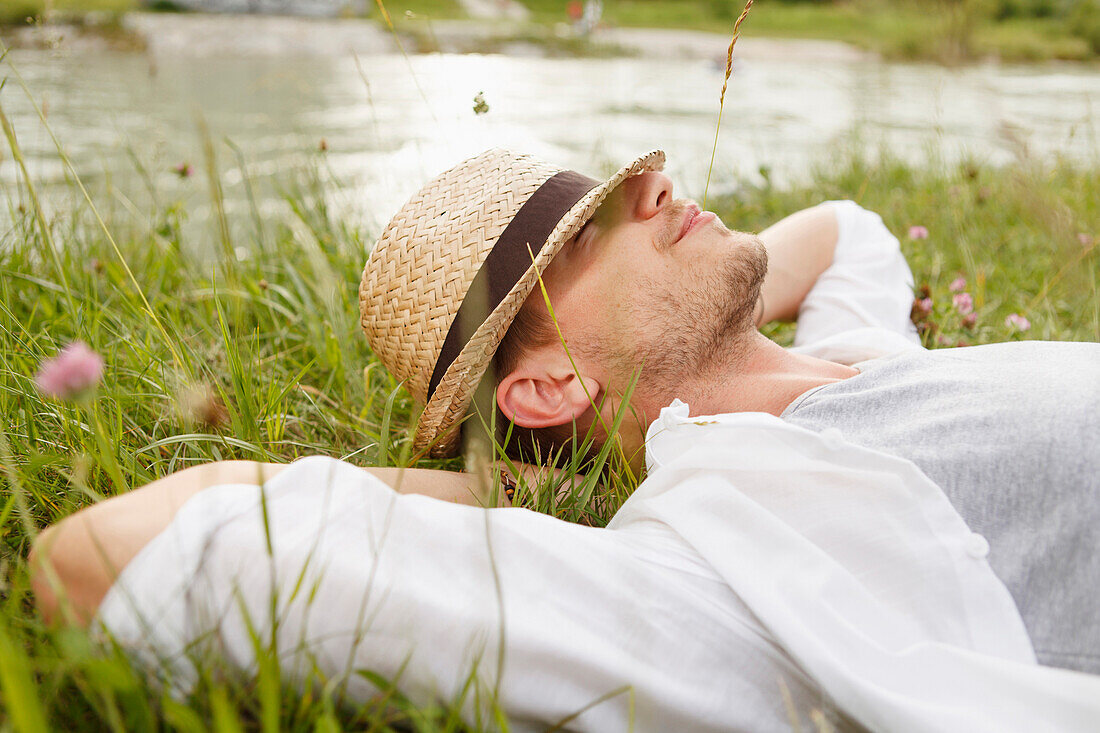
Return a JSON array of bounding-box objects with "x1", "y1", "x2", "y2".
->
[
  {"x1": 522, "y1": 0, "x2": 1100, "y2": 62},
  {"x1": 0, "y1": 0, "x2": 135, "y2": 25}
]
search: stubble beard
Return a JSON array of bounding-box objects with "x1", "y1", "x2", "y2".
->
[{"x1": 602, "y1": 232, "x2": 768, "y2": 408}]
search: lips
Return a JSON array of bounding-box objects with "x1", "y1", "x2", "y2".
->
[
  {"x1": 676, "y1": 203, "x2": 702, "y2": 245},
  {"x1": 674, "y1": 202, "x2": 716, "y2": 247}
]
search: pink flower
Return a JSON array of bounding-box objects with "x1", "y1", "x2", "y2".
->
[
  {"x1": 962, "y1": 313, "x2": 977, "y2": 329},
  {"x1": 949, "y1": 276, "x2": 967, "y2": 292},
  {"x1": 1005, "y1": 313, "x2": 1031, "y2": 332},
  {"x1": 35, "y1": 342, "x2": 104, "y2": 400},
  {"x1": 173, "y1": 162, "x2": 193, "y2": 178},
  {"x1": 913, "y1": 297, "x2": 933, "y2": 317},
  {"x1": 1080, "y1": 232, "x2": 1094, "y2": 247},
  {"x1": 952, "y1": 292, "x2": 973, "y2": 315},
  {"x1": 908, "y1": 225, "x2": 929, "y2": 240}
]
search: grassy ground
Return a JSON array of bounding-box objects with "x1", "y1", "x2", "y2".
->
[
  {"x1": 370, "y1": 0, "x2": 1100, "y2": 63},
  {"x1": 1, "y1": 94, "x2": 1098, "y2": 727}
]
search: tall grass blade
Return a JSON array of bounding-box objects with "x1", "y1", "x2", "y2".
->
[
  {"x1": 161, "y1": 694, "x2": 206, "y2": 733},
  {"x1": 0, "y1": 102, "x2": 74, "y2": 305},
  {"x1": 546, "y1": 684, "x2": 634, "y2": 732},
  {"x1": 210, "y1": 686, "x2": 245, "y2": 733},
  {"x1": 197, "y1": 116, "x2": 236, "y2": 271},
  {"x1": 370, "y1": 0, "x2": 438, "y2": 123},
  {"x1": 376, "y1": 383, "x2": 402, "y2": 468},
  {"x1": 703, "y1": 0, "x2": 754, "y2": 209},
  {"x1": 0, "y1": 621, "x2": 50, "y2": 733},
  {"x1": 227, "y1": 138, "x2": 269, "y2": 256}
]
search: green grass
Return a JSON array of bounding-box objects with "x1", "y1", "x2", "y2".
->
[
  {"x1": 520, "y1": 0, "x2": 1100, "y2": 63},
  {"x1": 972, "y1": 15, "x2": 1094, "y2": 61},
  {"x1": 0, "y1": 0, "x2": 135, "y2": 25},
  {"x1": 1, "y1": 86, "x2": 1098, "y2": 727},
  {"x1": 730, "y1": 152, "x2": 1100, "y2": 347}
]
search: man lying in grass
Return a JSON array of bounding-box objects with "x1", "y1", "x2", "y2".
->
[
  {"x1": 32, "y1": 149, "x2": 1099, "y2": 731},
  {"x1": 360, "y1": 148, "x2": 1099, "y2": 671}
]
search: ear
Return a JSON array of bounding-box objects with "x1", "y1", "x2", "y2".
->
[{"x1": 496, "y1": 366, "x2": 600, "y2": 429}]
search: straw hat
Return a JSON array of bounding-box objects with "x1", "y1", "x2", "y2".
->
[{"x1": 359, "y1": 147, "x2": 666, "y2": 457}]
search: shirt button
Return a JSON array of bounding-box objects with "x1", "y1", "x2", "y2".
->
[{"x1": 966, "y1": 533, "x2": 990, "y2": 559}]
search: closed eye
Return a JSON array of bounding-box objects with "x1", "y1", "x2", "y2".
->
[{"x1": 572, "y1": 220, "x2": 594, "y2": 249}]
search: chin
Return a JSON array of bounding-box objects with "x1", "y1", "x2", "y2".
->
[
  {"x1": 711, "y1": 229, "x2": 764, "y2": 263},
  {"x1": 739, "y1": 232, "x2": 768, "y2": 264}
]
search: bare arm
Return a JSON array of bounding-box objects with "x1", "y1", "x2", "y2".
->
[{"x1": 755, "y1": 203, "x2": 839, "y2": 326}]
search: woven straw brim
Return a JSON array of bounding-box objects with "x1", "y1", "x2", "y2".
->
[{"x1": 416, "y1": 149, "x2": 665, "y2": 457}]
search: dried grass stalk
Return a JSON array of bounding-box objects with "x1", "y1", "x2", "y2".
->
[{"x1": 703, "y1": 0, "x2": 754, "y2": 208}]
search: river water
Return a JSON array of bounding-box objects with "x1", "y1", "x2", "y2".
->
[{"x1": 3, "y1": 18, "x2": 1099, "y2": 244}]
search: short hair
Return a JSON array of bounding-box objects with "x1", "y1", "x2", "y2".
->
[
  {"x1": 490, "y1": 296, "x2": 580, "y2": 463},
  {"x1": 494, "y1": 294, "x2": 557, "y2": 380}
]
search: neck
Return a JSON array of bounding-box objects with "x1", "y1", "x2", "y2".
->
[
  {"x1": 658, "y1": 331, "x2": 857, "y2": 418},
  {"x1": 609, "y1": 332, "x2": 859, "y2": 473}
]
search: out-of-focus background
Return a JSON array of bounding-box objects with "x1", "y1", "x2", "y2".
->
[
  {"x1": 2, "y1": 3, "x2": 1098, "y2": 730},
  {"x1": 4, "y1": 0, "x2": 1100, "y2": 240}
]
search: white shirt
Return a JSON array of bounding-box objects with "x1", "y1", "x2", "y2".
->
[
  {"x1": 97, "y1": 202, "x2": 1100, "y2": 731},
  {"x1": 789, "y1": 200, "x2": 923, "y2": 363}
]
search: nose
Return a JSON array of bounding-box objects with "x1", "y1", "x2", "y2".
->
[{"x1": 623, "y1": 171, "x2": 673, "y2": 222}]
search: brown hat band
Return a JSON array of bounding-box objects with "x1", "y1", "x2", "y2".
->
[{"x1": 426, "y1": 169, "x2": 599, "y2": 401}]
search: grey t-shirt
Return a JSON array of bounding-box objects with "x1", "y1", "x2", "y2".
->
[{"x1": 781, "y1": 340, "x2": 1100, "y2": 673}]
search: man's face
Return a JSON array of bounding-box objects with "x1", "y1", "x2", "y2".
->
[{"x1": 534, "y1": 170, "x2": 768, "y2": 416}]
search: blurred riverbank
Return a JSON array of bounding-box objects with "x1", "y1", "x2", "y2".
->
[
  {"x1": 4, "y1": 8, "x2": 873, "y2": 64},
  {"x1": 4, "y1": 0, "x2": 1100, "y2": 64},
  {"x1": 4, "y1": 1, "x2": 1099, "y2": 257}
]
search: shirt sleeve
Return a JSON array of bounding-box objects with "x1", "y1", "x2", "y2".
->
[
  {"x1": 792, "y1": 200, "x2": 921, "y2": 349},
  {"x1": 93, "y1": 456, "x2": 818, "y2": 732}
]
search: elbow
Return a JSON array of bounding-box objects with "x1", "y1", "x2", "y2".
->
[
  {"x1": 28, "y1": 526, "x2": 65, "y2": 626},
  {"x1": 28, "y1": 520, "x2": 101, "y2": 628}
]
